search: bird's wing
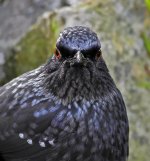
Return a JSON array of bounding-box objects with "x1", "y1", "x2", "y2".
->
[{"x1": 0, "y1": 67, "x2": 64, "y2": 160}]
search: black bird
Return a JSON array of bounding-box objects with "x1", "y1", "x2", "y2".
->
[{"x1": 0, "y1": 26, "x2": 129, "y2": 161}]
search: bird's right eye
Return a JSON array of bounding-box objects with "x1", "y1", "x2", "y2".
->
[
  {"x1": 58, "y1": 47, "x2": 76, "y2": 59},
  {"x1": 54, "y1": 48, "x2": 61, "y2": 59}
]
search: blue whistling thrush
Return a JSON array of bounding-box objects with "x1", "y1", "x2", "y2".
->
[{"x1": 0, "y1": 26, "x2": 129, "y2": 161}]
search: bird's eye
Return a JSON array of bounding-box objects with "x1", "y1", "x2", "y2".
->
[
  {"x1": 82, "y1": 49, "x2": 101, "y2": 60},
  {"x1": 95, "y1": 50, "x2": 101, "y2": 60},
  {"x1": 54, "y1": 48, "x2": 61, "y2": 59}
]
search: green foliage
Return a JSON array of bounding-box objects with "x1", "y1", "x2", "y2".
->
[
  {"x1": 141, "y1": 32, "x2": 150, "y2": 57},
  {"x1": 137, "y1": 80, "x2": 150, "y2": 90},
  {"x1": 145, "y1": 0, "x2": 150, "y2": 12}
]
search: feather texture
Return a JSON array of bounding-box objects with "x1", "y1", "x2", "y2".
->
[{"x1": 0, "y1": 26, "x2": 129, "y2": 161}]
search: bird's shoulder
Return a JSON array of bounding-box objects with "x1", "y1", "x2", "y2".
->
[{"x1": 0, "y1": 65, "x2": 60, "y2": 143}]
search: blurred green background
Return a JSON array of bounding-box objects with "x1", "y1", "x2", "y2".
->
[{"x1": 0, "y1": 0, "x2": 150, "y2": 161}]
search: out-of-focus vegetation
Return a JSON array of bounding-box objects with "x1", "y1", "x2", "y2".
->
[
  {"x1": 142, "y1": 33, "x2": 150, "y2": 57},
  {"x1": 4, "y1": 13, "x2": 61, "y2": 82},
  {"x1": 0, "y1": 0, "x2": 4, "y2": 4},
  {"x1": 137, "y1": 0, "x2": 150, "y2": 90},
  {"x1": 145, "y1": 0, "x2": 150, "y2": 12},
  {"x1": 143, "y1": 0, "x2": 150, "y2": 57}
]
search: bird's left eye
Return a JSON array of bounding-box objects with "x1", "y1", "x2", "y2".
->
[
  {"x1": 82, "y1": 49, "x2": 101, "y2": 60},
  {"x1": 95, "y1": 50, "x2": 101, "y2": 60},
  {"x1": 54, "y1": 48, "x2": 61, "y2": 59}
]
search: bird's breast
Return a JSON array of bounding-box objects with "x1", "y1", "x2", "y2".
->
[{"x1": 50, "y1": 98, "x2": 115, "y2": 147}]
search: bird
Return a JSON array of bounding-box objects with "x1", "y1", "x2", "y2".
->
[{"x1": 0, "y1": 26, "x2": 129, "y2": 161}]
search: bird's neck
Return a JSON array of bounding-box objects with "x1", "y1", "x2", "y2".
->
[
  {"x1": 43, "y1": 59, "x2": 116, "y2": 105},
  {"x1": 44, "y1": 73, "x2": 115, "y2": 106}
]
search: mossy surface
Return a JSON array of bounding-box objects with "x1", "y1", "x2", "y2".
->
[{"x1": 4, "y1": 12, "x2": 61, "y2": 82}]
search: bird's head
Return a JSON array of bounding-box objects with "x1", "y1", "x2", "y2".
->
[
  {"x1": 55, "y1": 26, "x2": 101, "y2": 64},
  {"x1": 44, "y1": 26, "x2": 114, "y2": 102}
]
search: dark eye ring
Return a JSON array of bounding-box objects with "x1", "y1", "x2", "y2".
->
[{"x1": 54, "y1": 48, "x2": 61, "y2": 59}]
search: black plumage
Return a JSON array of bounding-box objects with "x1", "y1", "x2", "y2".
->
[{"x1": 0, "y1": 26, "x2": 129, "y2": 161}]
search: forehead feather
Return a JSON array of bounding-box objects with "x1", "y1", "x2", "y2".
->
[{"x1": 56, "y1": 26, "x2": 101, "y2": 51}]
